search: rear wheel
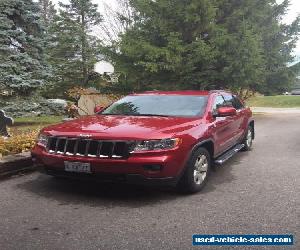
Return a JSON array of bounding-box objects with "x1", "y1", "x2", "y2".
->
[
  {"x1": 242, "y1": 126, "x2": 253, "y2": 151},
  {"x1": 177, "y1": 147, "x2": 211, "y2": 193}
]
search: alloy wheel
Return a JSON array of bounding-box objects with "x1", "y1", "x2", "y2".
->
[
  {"x1": 193, "y1": 154, "x2": 208, "y2": 185},
  {"x1": 246, "y1": 128, "x2": 253, "y2": 148}
]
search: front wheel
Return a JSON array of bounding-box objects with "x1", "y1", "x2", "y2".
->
[{"x1": 177, "y1": 147, "x2": 211, "y2": 193}]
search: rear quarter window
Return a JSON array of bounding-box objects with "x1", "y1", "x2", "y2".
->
[{"x1": 232, "y1": 96, "x2": 245, "y2": 110}]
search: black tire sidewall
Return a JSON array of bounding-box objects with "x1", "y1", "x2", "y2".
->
[{"x1": 178, "y1": 147, "x2": 211, "y2": 193}]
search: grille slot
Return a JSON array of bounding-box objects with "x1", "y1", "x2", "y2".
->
[
  {"x1": 100, "y1": 141, "x2": 114, "y2": 157},
  {"x1": 65, "y1": 139, "x2": 76, "y2": 155},
  {"x1": 77, "y1": 140, "x2": 88, "y2": 156},
  {"x1": 47, "y1": 137, "x2": 129, "y2": 159},
  {"x1": 88, "y1": 140, "x2": 99, "y2": 157},
  {"x1": 114, "y1": 142, "x2": 128, "y2": 158},
  {"x1": 57, "y1": 139, "x2": 66, "y2": 154},
  {"x1": 48, "y1": 137, "x2": 57, "y2": 153}
]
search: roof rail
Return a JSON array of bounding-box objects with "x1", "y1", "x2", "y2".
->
[{"x1": 209, "y1": 90, "x2": 225, "y2": 93}]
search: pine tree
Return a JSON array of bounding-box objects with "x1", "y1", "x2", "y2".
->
[
  {"x1": 212, "y1": 0, "x2": 267, "y2": 94},
  {"x1": 215, "y1": 0, "x2": 299, "y2": 94},
  {"x1": 261, "y1": 0, "x2": 300, "y2": 94},
  {"x1": 0, "y1": 0, "x2": 48, "y2": 95},
  {"x1": 38, "y1": 0, "x2": 56, "y2": 27},
  {"x1": 47, "y1": 0, "x2": 102, "y2": 93},
  {"x1": 107, "y1": 0, "x2": 299, "y2": 94},
  {"x1": 112, "y1": 0, "x2": 216, "y2": 91}
]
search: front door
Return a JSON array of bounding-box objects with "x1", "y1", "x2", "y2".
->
[
  {"x1": 210, "y1": 95, "x2": 236, "y2": 155},
  {"x1": 223, "y1": 94, "x2": 245, "y2": 144}
]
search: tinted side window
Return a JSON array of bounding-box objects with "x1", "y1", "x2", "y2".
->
[
  {"x1": 212, "y1": 95, "x2": 226, "y2": 112},
  {"x1": 232, "y1": 96, "x2": 244, "y2": 110},
  {"x1": 223, "y1": 94, "x2": 234, "y2": 107}
]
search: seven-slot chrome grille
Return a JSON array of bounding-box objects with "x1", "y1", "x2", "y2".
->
[{"x1": 47, "y1": 137, "x2": 131, "y2": 159}]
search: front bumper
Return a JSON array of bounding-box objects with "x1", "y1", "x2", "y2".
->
[
  {"x1": 40, "y1": 167, "x2": 178, "y2": 187},
  {"x1": 32, "y1": 144, "x2": 188, "y2": 186}
]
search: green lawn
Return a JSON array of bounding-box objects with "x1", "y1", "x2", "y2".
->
[
  {"x1": 247, "y1": 95, "x2": 300, "y2": 108},
  {"x1": 11, "y1": 115, "x2": 63, "y2": 134},
  {"x1": 14, "y1": 115, "x2": 63, "y2": 126}
]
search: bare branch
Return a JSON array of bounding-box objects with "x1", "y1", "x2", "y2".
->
[{"x1": 96, "y1": 0, "x2": 134, "y2": 44}]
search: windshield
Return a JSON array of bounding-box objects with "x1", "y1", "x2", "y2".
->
[{"x1": 101, "y1": 95, "x2": 208, "y2": 117}]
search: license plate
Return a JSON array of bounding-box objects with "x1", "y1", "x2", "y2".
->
[{"x1": 64, "y1": 161, "x2": 91, "y2": 173}]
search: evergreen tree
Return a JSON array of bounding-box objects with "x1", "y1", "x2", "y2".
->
[
  {"x1": 37, "y1": 0, "x2": 57, "y2": 98},
  {"x1": 212, "y1": 0, "x2": 268, "y2": 94},
  {"x1": 0, "y1": 0, "x2": 48, "y2": 95},
  {"x1": 113, "y1": 0, "x2": 216, "y2": 91},
  {"x1": 107, "y1": 0, "x2": 299, "y2": 94},
  {"x1": 260, "y1": 0, "x2": 300, "y2": 94},
  {"x1": 47, "y1": 0, "x2": 102, "y2": 94},
  {"x1": 38, "y1": 0, "x2": 56, "y2": 27}
]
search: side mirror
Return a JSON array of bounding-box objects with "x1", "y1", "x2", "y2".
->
[
  {"x1": 216, "y1": 107, "x2": 236, "y2": 117},
  {"x1": 94, "y1": 105, "x2": 104, "y2": 114}
]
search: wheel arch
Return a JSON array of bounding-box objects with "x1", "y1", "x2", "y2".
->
[
  {"x1": 177, "y1": 139, "x2": 215, "y2": 180},
  {"x1": 196, "y1": 140, "x2": 214, "y2": 160},
  {"x1": 176, "y1": 138, "x2": 215, "y2": 192}
]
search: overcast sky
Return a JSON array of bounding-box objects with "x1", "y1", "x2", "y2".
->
[{"x1": 52, "y1": 0, "x2": 300, "y2": 57}]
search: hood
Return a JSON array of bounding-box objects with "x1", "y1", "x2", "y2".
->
[{"x1": 43, "y1": 115, "x2": 202, "y2": 140}]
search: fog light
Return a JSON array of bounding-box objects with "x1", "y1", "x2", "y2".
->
[{"x1": 143, "y1": 164, "x2": 162, "y2": 171}]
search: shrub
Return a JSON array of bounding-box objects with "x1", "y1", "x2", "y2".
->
[{"x1": 0, "y1": 130, "x2": 39, "y2": 158}]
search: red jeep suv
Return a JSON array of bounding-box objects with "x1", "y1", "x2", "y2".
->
[{"x1": 32, "y1": 90, "x2": 254, "y2": 193}]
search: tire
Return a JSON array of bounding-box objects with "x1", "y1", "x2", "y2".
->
[
  {"x1": 177, "y1": 147, "x2": 211, "y2": 193},
  {"x1": 242, "y1": 126, "x2": 254, "y2": 151}
]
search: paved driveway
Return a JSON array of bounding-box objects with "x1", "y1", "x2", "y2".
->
[{"x1": 0, "y1": 114, "x2": 299, "y2": 250}]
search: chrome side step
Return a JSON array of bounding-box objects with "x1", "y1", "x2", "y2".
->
[{"x1": 214, "y1": 144, "x2": 245, "y2": 165}]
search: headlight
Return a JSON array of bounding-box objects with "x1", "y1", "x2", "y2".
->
[
  {"x1": 132, "y1": 138, "x2": 182, "y2": 152},
  {"x1": 37, "y1": 134, "x2": 49, "y2": 148}
]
